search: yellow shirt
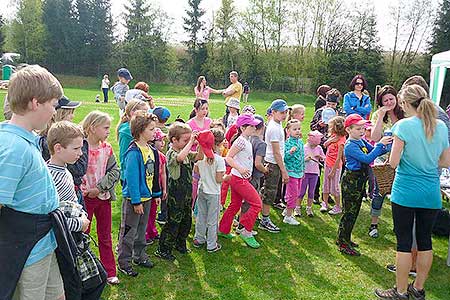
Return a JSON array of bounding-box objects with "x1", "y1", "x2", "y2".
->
[
  {"x1": 138, "y1": 144, "x2": 155, "y2": 202},
  {"x1": 225, "y1": 82, "x2": 243, "y2": 102}
]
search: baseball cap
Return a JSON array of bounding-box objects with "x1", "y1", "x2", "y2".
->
[
  {"x1": 326, "y1": 94, "x2": 339, "y2": 103},
  {"x1": 197, "y1": 130, "x2": 215, "y2": 159},
  {"x1": 236, "y1": 114, "x2": 262, "y2": 128},
  {"x1": 55, "y1": 96, "x2": 81, "y2": 110},
  {"x1": 270, "y1": 99, "x2": 289, "y2": 112},
  {"x1": 344, "y1": 114, "x2": 368, "y2": 128},
  {"x1": 151, "y1": 106, "x2": 171, "y2": 122},
  {"x1": 153, "y1": 128, "x2": 166, "y2": 141},
  {"x1": 225, "y1": 97, "x2": 240, "y2": 110},
  {"x1": 117, "y1": 68, "x2": 133, "y2": 81}
]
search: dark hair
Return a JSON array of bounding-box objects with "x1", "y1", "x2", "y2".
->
[
  {"x1": 130, "y1": 111, "x2": 158, "y2": 139},
  {"x1": 189, "y1": 98, "x2": 209, "y2": 119},
  {"x1": 376, "y1": 85, "x2": 405, "y2": 123},
  {"x1": 230, "y1": 125, "x2": 249, "y2": 145},
  {"x1": 254, "y1": 115, "x2": 265, "y2": 130},
  {"x1": 349, "y1": 74, "x2": 368, "y2": 91},
  {"x1": 402, "y1": 75, "x2": 429, "y2": 95},
  {"x1": 196, "y1": 76, "x2": 206, "y2": 93},
  {"x1": 317, "y1": 85, "x2": 332, "y2": 98}
]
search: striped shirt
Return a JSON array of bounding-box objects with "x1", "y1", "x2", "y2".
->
[
  {"x1": 47, "y1": 163, "x2": 83, "y2": 232},
  {"x1": 0, "y1": 122, "x2": 58, "y2": 266}
]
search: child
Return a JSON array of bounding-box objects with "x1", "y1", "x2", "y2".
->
[
  {"x1": 47, "y1": 121, "x2": 107, "y2": 296},
  {"x1": 250, "y1": 115, "x2": 268, "y2": 191},
  {"x1": 156, "y1": 122, "x2": 199, "y2": 261},
  {"x1": 287, "y1": 104, "x2": 305, "y2": 123},
  {"x1": 81, "y1": 111, "x2": 121, "y2": 284},
  {"x1": 219, "y1": 114, "x2": 263, "y2": 248},
  {"x1": 151, "y1": 106, "x2": 171, "y2": 134},
  {"x1": 260, "y1": 99, "x2": 289, "y2": 233},
  {"x1": 95, "y1": 94, "x2": 101, "y2": 103},
  {"x1": 118, "y1": 111, "x2": 161, "y2": 276},
  {"x1": 320, "y1": 116, "x2": 346, "y2": 215},
  {"x1": 283, "y1": 119, "x2": 305, "y2": 225},
  {"x1": 111, "y1": 67, "x2": 132, "y2": 116},
  {"x1": 299, "y1": 131, "x2": 325, "y2": 217},
  {"x1": 223, "y1": 97, "x2": 240, "y2": 129},
  {"x1": 193, "y1": 129, "x2": 226, "y2": 252},
  {"x1": 0, "y1": 65, "x2": 65, "y2": 300},
  {"x1": 146, "y1": 128, "x2": 168, "y2": 244},
  {"x1": 337, "y1": 114, "x2": 391, "y2": 256}
]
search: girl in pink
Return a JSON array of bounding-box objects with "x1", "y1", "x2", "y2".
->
[
  {"x1": 194, "y1": 76, "x2": 223, "y2": 101},
  {"x1": 320, "y1": 116, "x2": 346, "y2": 215},
  {"x1": 218, "y1": 114, "x2": 262, "y2": 249},
  {"x1": 187, "y1": 99, "x2": 212, "y2": 205},
  {"x1": 299, "y1": 131, "x2": 326, "y2": 217},
  {"x1": 81, "y1": 111, "x2": 120, "y2": 285}
]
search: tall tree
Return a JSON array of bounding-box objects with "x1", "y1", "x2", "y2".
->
[
  {"x1": 215, "y1": 0, "x2": 236, "y2": 75},
  {"x1": 183, "y1": 0, "x2": 206, "y2": 80}
]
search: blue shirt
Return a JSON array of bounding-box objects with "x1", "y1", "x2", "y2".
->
[
  {"x1": 344, "y1": 138, "x2": 387, "y2": 171},
  {"x1": 343, "y1": 91, "x2": 372, "y2": 119},
  {"x1": 391, "y1": 117, "x2": 449, "y2": 209},
  {"x1": 0, "y1": 122, "x2": 58, "y2": 266},
  {"x1": 284, "y1": 137, "x2": 305, "y2": 178}
]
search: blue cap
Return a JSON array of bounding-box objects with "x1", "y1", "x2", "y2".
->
[
  {"x1": 117, "y1": 68, "x2": 133, "y2": 81},
  {"x1": 270, "y1": 99, "x2": 289, "y2": 112},
  {"x1": 151, "y1": 106, "x2": 171, "y2": 122}
]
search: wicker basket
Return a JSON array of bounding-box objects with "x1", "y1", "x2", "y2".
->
[{"x1": 372, "y1": 164, "x2": 396, "y2": 195}]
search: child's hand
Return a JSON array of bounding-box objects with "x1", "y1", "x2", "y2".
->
[
  {"x1": 223, "y1": 174, "x2": 232, "y2": 181},
  {"x1": 328, "y1": 169, "x2": 336, "y2": 179},
  {"x1": 133, "y1": 204, "x2": 144, "y2": 215},
  {"x1": 162, "y1": 190, "x2": 167, "y2": 201},
  {"x1": 81, "y1": 214, "x2": 90, "y2": 232},
  {"x1": 327, "y1": 136, "x2": 339, "y2": 144},
  {"x1": 281, "y1": 170, "x2": 289, "y2": 184},
  {"x1": 379, "y1": 136, "x2": 393, "y2": 145},
  {"x1": 87, "y1": 188, "x2": 100, "y2": 198},
  {"x1": 238, "y1": 167, "x2": 251, "y2": 178},
  {"x1": 289, "y1": 146, "x2": 297, "y2": 154},
  {"x1": 190, "y1": 131, "x2": 198, "y2": 144},
  {"x1": 154, "y1": 198, "x2": 161, "y2": 206}
]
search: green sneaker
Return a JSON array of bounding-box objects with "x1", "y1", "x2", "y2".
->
[
  {"x1": 240, "y1": 235, "x2": 260, "y2": 249},
  {"x1": 218, "y1": 232, "x2": 234, "y2": 239}
]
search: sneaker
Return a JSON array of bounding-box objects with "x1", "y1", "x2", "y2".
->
[
  {"x1": 192, "y1": 239, "x2": 205, "y2": 248},
  {"x1": 374, "y1": 287, "x2": 409, "y2": 300},
  {"x1": 239, "y1": 235, "x2": 261, "y2": 249},
  {"x1": 235, "y1": 227, "x2": 258, "y2": 235},
  {"x1": 232, "y1": 218, "x2": 240, "y2": 228},
  {"x1": 294, "y1": 206, "x2": 302, "y2": 217},
  {"x1": 156, "y1": 217, "x2": 167, "y2": 225},
  {"x1": 283, "y1": 215, "x2": 300, "y2": 225},
  {"x1": 146, "y1": 238, "x2": 155, "y2": 245},
  {"x1": 133, "y1": 259, "x2": 154, "y2": 268},
  {"x1": 328, "y1": 206, "x2": 342, "y2": 215},
  {"x1": 258, "y1": 219, "x2": 281, "y2": 233},
  {"x1": 335, "y1": 240, "x2": 359, "y2": 248},
  {"x1": 106, "y1": 276, "x2": 120, "y2": 285},
  {"x1": 328, "y1": 196, "x2": 335, "y2": 205},
  {"x1": 369, "y1": 225, "x2": 379, "y2": 238},
  {"x1": 338, "y1": 242, "x2": 361, "y2": 256},
  {"x1": 319, "y1": 202, "x2": 328, "y2": 213},
  {"x1": 207, "y1": 243, "x2": 222, "y2": 253},
  {"x1": 407, "y1": 282, "x2": 425, "y2": 300},
  {"x1": 154, "y1": 249, "x2": 176, "y2": 261},
  {"x1": 175, "y1": 246, "x2": 191, "y2": 254},
  {"x1": 312, "y1": 198, "x2": 320, "y2": 205},
  {"x1": 386, "y1": 264, "x2": 417, "y2": 277},
  {"x1": 281, "y1": 208, "x2": 287, "y2": 216},
  {"x1": 306, "y1": 206, "x2": 314, "y2": 217},
  {"x1": 118, "y1": 266, "x2": 139, "y2": 277},
  {"x1": 273, "y1": 202, "x2": 286, "y2": 210},
  {"x1": 218, "y1": 231, "x2": 235, "y2": 239}
]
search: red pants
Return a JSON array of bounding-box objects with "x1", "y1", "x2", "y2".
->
[
  {"x1": 145, "y1": 199, "x2": 159, "y2": 240},
  {"x1": 220, "y1": 166, "x2": 232, "y2": 206},
  {"x1": 219, "y1": 175, "x2": 262, "y2": 233},
  {"x1": 85, "y1": 197, "x2": 117, "y2": 277}
]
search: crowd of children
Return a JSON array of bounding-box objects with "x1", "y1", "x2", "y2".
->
[{"x1": 3, "y1": 65, "x2": 449, "y2": 300}]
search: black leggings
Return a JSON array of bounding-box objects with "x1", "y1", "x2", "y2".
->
[{"x1": 392, "y1": 202, "x2": 439, "y2": 252}]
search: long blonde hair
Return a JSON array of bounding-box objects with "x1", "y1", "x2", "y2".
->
[
  {"x1": 398, "y1": 84, "x2": 437, "y2": 140},
  {"x1": 81, "y1": 111, "x2": 111, "y2": 138},
  {"x1": 287, "y1": 104, "x2": 305, "y2": 122},
  {"x1": 116, "y1": 99, "x2": 149, "y2": 139}
]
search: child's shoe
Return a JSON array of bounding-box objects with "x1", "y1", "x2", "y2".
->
[
  {"x1": 368, "y1": 224, "x2": 379, "y2": 238},
  {"x1": 235, "y1": 227, "x2": 258, "y2": 235},
  {"x1": 319, "y1": 202, "x2": 328, "y2": 213},
  {"x1": 154, "y1": 249, "x2": 176, "y2": 261},
  {"x1": 283, "y1": 216, "x2": 300, "y2": 225},
  {"x1": 338, "y1": 242, "x2": 360, "y2": 256},
  {"x1": 218, "y1": 231, "x2": 235, "y2": 239},
  {"x1": 239, "y1": 235, "x2": 261, "y2": 249},
  {"x1": 306, "y1": 206, "x2": 314, "y2": 217},
  {"x1": 207, "y1": 243, "x2": 222, "y2": 253},
  {"x1": 294, "y1": 206, "x2": 302, "y2": 217},
  {"x1": 175, "y1": 246, "x2": 191, "y2": 254},
  {"x1": 133, "y1": 258, "x2": 154, "y2": 269},
  {"x1": 328, "y1": 206, "x2": 342, "y2": 215},
  {"x1": 281, "y1": 208, "x2": 287, "y2": 216},
  {"x1": 192, "y1": 239, "x2": 205, "y2": 248},
  {"x1": 106, "y1": 276, "x2": 120, "y2": 285},
  {"x1": 118, "y1": 266, "x2": 139, "y2": 277}
]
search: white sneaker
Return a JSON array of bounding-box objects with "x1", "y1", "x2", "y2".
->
[
  {"x1": 306, "y1": 206, "x2": 314, "y2": 217},
  {"x1": 294, "y1": 206, "x2": 302, "y2": 217},
  {"x1": 283, "y1": 216, "x2": 300, "y2": 225},
  {"x1": 282, "y1": 208, "x2": 287, "y2": 216},
  {"x1": 319, "y1": 202, "x2": 328, "y2": 213}
]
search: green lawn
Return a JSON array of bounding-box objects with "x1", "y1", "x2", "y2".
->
[{"x1": 1, "y1": 78, "x2": 449, "y2": 300}]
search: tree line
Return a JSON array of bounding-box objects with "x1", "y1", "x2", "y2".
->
[{"x1": 0, "y1": 0, "x2": 449, "y2": 104}]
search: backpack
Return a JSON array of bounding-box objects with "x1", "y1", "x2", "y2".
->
[{"x1": 432, "y1": 208, "x2": 450, "y2": 237}]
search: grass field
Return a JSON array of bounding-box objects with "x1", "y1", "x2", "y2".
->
[{"x1": 1, "y1": 76, "x2": 450, "y2": 300}]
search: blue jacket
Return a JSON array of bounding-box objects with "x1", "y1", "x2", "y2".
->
[
  {"x1": 122, "y1": 141, "x2": 161, "y2": 205},
  {"x1": 344, "y1": 139, "x2": 387, "y2": 171},
  {"x1": 343, "y1": 92, "x2": 372, "y2": 119},
  {"x1": 118, "y1": 122, "x2": 133, "y2": 179}
]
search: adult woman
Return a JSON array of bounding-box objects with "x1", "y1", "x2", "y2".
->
[
  {"x1": 101, "y1": 74, "x2": 110, "y2": 103},
  {"x1": 194, "y1": 76, "x2": 223, "y2": 101},
  {"x1": 368, "y1": 85, "x2": 405, "y2": 238},
  {"x1": 375, "y1": 85, "x2": 450, "y2": 300},
  {"x1": 343, "y1": 74, "x2": 371, "y2": 119}
]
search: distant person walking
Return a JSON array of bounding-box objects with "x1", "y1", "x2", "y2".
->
[
  {"x1": 243, "y1": 82, "x2": 250, "y2": 103},
  {"x1": 101, "y1": 74, "x2": 110, "y2": 103},
  {"x1": 194, "y1": 76, "x2": 223, "y2": 101}
]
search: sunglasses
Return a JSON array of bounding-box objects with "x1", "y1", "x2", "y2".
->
[{"x1": 355, "y1": 82, "x2": 364, "y2": 86}]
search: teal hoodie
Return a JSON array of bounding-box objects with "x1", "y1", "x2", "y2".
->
[{"x1": 118, "y1": 122, "x2": 133, "y2": 179}]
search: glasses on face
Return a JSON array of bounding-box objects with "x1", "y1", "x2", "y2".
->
[{"x1": 355, "y1": 82, "x2": 364, "y2": 86}]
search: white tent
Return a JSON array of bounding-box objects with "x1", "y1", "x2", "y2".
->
[{"x1": 430, "y1": 50, "x2": 450, "y2": 105}]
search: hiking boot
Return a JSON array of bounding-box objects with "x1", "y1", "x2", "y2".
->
[
  {"x1": 407, "y1": 282, "x2": 425, "y2": 300},
  {"x1": 218, "y1": 231, "x2": 235, "y2": 239},
  {"x1": 369, "y1": 224, "x2": 379, "y2": 238},
  {"x1": 319, "y1": 202, "x2": 328, "y2": 213},
  {"x1": 258, "y1": 218, "x2": 281, "y2": 233},
  {"x1": 283, "y1": 215, "x2": 300, "y2": 225},
  {"x1": 328, "y1": 206, "x2": 342, "y2": 215},
  {"x1": 240, "y1": 235, "x2": 261, "y2": 249},
  {"x1": 338, "y1": 242, "x2": 361, "y2": 256},
  {"x1": 374, "y1": 287, "x2": 409, "y2": 300},
  {"x1": 118, "y1": 265, "x2": 139, "y2": 277},
  {"x1": 133, "y1": 258, "x2": 154, "y2": 268},
  {"x1": 154, "y1": 249, "x2": 176, "y2": 261},
  {"x1": 192, "y1": 239, "x2": 205, "y2": 248},
  {"x1": 294, "y1": 206, "x2": 302, "y2": 217},
  {"x1": 306, "y1": 206, "x2": 314, "y2": 217},
  {"x1": 207, "y1": 243, "x2": 222, "y2": 253}
]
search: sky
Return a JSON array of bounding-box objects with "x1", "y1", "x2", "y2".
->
[{"x1": 0, "y1": 0, "x2": 440, "y2": 51}]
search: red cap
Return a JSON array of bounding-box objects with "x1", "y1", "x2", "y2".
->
[
  {"x1": 196, "y1": 130, "x2": 215, "y2": 158},
  {"x1": 344, "y1": 114, "x2": 367, "y2": 128}
]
